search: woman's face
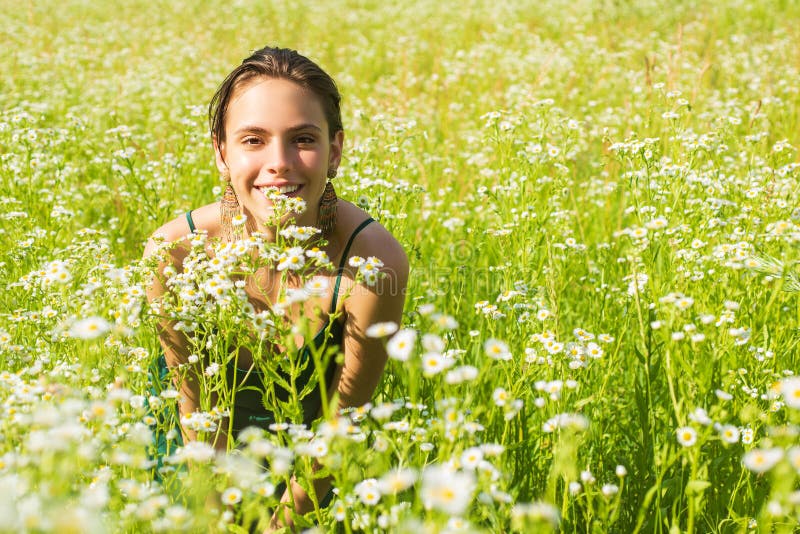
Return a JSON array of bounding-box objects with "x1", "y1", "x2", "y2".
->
[{"x1": 215, "y1": 77, "x2": 343, "y2": 232}]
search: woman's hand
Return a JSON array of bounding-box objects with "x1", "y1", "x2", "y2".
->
[{"x1": 266, "y1": 473, "x2": 331, "y2": 532}]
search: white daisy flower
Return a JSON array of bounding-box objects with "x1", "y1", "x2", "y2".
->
[
  {"x1": 601, "y1": 484, "x2": 619, "y2": 497},
  {"x1": 715, "y1": 389, "x2": 733, "y2": 401},
  {"x1": 484, "y1": 338, "x2": 512, "y2": 361},
  {"x1": 331, "y1": 500, "x2": 346, "y2": 522},
  {"x1": 492, "y1": 387, "x2": 509, "y2": 407},
  {"x1": 689, "y1": 408, "x2": 712, "y2": 426},
  {"x1": 421, "y1": 352, "x2": 452, "y2": 376},
  {"x1": 779, "y1": 377, "x2": 800, "y2": 409},
  {"x1": 366, "y1": 321, "x2": 399, "y2": 338},
  {"x1": 354, "y1": 478, "x2": 381, "y2": 506},
  {"x1": 387, "y1": 329, "x2": 416, "y2": 361},
  {"x1": 295, "y1": 439, "x2": 328, "y2": 458},
  {"x1": 432, "y1": 313, "x2": 458, "y2": 330},
  {"x1": 69, "y1": 317, "x2": 111, "y2": 340},
  {"x1": 221, "y1": 487, "x2": 242, "y2": 505},
  {"x1": 444, "y1": 365, "x2": 479, "y2": 385},
  {"x1": 460, "y1": 447, "x2": 484, "y2": 470},
  {"x1": 719, "y1": 425, "x2": 740, "y2": 444},
  {"x1": 585, "y1": 342, "x2": 603, "y2": 359},
  {"x1": 304, "y1": 277, "x2": 329, "y2": 297},
  {"x1": 277, "y1": 247, "x2": 306, "y2": 271},
  {"x1": 421, "y1": 465, "x2": 475, "y2": 516},
  {"x1": 377, "y1": 468, "x2": 417, "y2": 495},
  {"x1": 422, "y1": 333, "x2": 445, "y2": 352},
  {"x1": 742, "y1": 447, "x2": 784, "y2": 473},
  {"x1": 348, "y1": 256, "x2": 365, "y2": 268},
  {"x1": 169, "y1": 441, "x2": 215, "y2": 463},
  {"x1": 279, "y1": 225, "x2": 319, "y2": 241},
  {"x1": 676, "y1": 426, "x2": 697, "y2": 447}
]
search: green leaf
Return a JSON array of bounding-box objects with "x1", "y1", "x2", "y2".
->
[{"x1": 685, "y1": 479, "x2": 711, "y2": 495}]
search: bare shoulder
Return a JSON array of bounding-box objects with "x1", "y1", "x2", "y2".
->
[
  {"x1": 353, "y1": 222, "x2": 409, "y2": 279},
  {"x1": 337, "y1": 201, "x2": 409, "y2": 287},
  {"x1": 142, "y1": 203, "x2": 221, "y2": 262},
  {"x1": 143, "y1": 203, "x2": 222, "y2": 303}
]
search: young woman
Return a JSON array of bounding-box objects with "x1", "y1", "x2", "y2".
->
[{"x1": 144, "y1": 46, "x2": 408, "y2": 529}]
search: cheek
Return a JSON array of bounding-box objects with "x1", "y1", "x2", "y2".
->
[
  {"x1": 301, "y1": 149, "x2": 327, "y2": 169},
  {"x1": 229, "y1": 151, "x2": 261, "y2": 172}
]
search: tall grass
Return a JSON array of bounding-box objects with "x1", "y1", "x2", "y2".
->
[{"x1": 1, "y1": 0, "x2": 799, "y2": 531}]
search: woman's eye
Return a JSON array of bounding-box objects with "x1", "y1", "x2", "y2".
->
[
  {"x1": 296, "y1": 135, "x2": 316, "y2": 145},
  {"x1": 243, "y1": 137, "x2": 261, "y2": 145}
]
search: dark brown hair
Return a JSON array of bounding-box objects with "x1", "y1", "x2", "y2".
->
[{"x1": 209, "y1": 46, "x2": 342, "y2": 143}]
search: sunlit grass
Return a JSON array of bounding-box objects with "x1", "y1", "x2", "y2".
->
[{"x1": 1, "y1": 0, "x2": 799, "y2": 531}]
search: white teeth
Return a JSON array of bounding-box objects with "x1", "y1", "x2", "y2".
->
[{"x1": 258, "y1": 185, "x2": 300, "y2": 195}]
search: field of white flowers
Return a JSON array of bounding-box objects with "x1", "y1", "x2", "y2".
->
[{"x1": 2, "y1": 0, "x2": 800, "y2": 532}]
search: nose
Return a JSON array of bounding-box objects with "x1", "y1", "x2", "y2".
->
[{"x1": 264, "y1": 138, "x2": 291, "y2": 176}]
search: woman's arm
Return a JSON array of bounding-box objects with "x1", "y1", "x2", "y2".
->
[
  {"x1": 336, "y1": 237, "x2": 409, "y2": 409},
  {"x1": 143, "y1": 226, "x2": 228, "y2": 450},
  {"x1": 271, "y1": 227, "x2": 409, "y2": 530}
]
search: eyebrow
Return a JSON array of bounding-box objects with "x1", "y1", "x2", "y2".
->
[{"x1": 232, "y1": 123, "x2": 323, "y2": 136}]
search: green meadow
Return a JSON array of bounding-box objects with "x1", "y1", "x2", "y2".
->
[{"x1": 1, "y1": 0, "x2": 799, "y2": 532}]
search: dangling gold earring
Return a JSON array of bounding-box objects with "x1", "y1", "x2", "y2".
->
[
  {"x1": 220, "y1": 171, "x2": 241, "y2": 241},
  {"x1": 317, "y1": 168, "x2": 338, "y2": 235}
]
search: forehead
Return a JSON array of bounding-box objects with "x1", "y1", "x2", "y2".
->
[{"x1": 226, "y1": 77, "x2": 327, "y2": 133}]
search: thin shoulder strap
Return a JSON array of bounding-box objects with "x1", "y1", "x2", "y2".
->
[
  {"x1": 185, "y1": 211, "x2": 197, "y2": 234},
  {"x1": 329, "y1": 217, "x2": 375, "y2": 313}
]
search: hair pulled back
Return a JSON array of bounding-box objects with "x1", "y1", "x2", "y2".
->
[{"x1": 209, "y1": 46, "x2": 342, "y2": 143}]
